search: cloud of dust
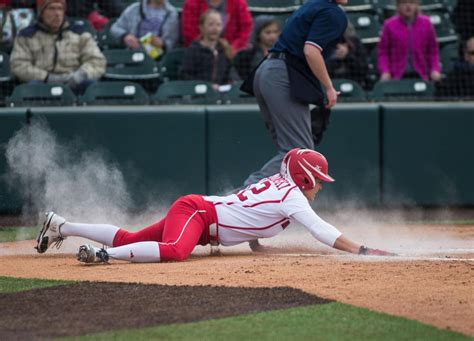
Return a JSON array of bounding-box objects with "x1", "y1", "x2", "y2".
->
[
  {"x1": 301, "y1": 205, "x2": 472, "y2": 257},
  {"x1": 4, "y1": 118, "x2": 164, "y2": 231}
]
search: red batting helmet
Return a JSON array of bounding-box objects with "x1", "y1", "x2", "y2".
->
[{"x1": 281, "y1": 148, "x2": 335, "y2": 190}]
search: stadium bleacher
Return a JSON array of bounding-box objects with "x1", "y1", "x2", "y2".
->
[
  {"x1": 0, "y1": 0, "x2": 471, "y2": 105},
  {"x1": 152, "y1": 80, "x2": 218, "y2": 104},
  {"x1": 7, "y1": 83, "x2": 76, "y2": 107},
  {"x1": 81, "y1": 81, "x2": 149, "y2": 105}
]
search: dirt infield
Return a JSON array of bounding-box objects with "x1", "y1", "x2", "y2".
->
[{"x1": 0, "y1": 224, "x2": 473, "y2": 336}]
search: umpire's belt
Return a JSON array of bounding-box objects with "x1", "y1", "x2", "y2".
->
[
  {"x1": 267, "y1": 52, "x2": 286, "y2": 60},
  {"x1": 209, "y1": 223, "x2": 219, "y2": 246}
]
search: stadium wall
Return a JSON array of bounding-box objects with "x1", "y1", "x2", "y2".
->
[{"x1": 0, "y1": 103, "x2": 473, "y2": 213}]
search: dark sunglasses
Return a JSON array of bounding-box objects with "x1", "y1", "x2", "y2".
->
[{"x1": 467, "y1": 51, "x2": 474, "y2": 56}]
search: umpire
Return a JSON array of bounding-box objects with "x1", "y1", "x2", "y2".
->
[{"x1": 242, "y1": 0, "x2": 348, "y2": 187}]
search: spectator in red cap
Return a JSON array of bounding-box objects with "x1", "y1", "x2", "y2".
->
[
  {"x1": 181, "y1": 0, "x2": 252, "y2": 56},
  {"x1": 9, "y1": 0, "x2": 106, "y2": 93}
]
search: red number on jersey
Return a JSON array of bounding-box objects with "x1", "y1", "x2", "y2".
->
[{"x1": 237, "y1": 180, "x2": 271, "y2": 201}]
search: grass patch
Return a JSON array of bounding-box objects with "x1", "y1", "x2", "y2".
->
[
  {"x1": 70, "y1": 303, "x2": 469, "y2": 341},
  {"x1": 0, "y1": 276, "x2": 72, "y2": 293},
  {"x1": 0, "y1": 227, "x2": 37, "y2": 242}
]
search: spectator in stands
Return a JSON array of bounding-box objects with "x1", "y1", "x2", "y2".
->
[
  {"x1": 436, "y1": 37, "x2": 474, "y2": 98},
  {"x1": 181, "y1": 0, "x2": 252, "y2": 56},
  {"x1": 326, "y1": 25, "x2": 368, "y2": 87},
  {"x1": 453, "y1": 0, "x2": 474, "y2": 45},
  {"x1": 66, "y1": 0, "x2": 126, "y2": 31},
  {"x1": 234, "y1": 15, "x2": 280, "y2": 80},
  {"x1": 179, "y1": 9, "x2": 236, "y2": 89},
  {"x1": 110, "y1": 0, "x2": 179, "y2": 59},
  {"x1": 10, "y1": 0, "x2": 106, "y2": 93},
  {"x1": 377, "y1": 0, "x2": 441, "y2": 82}
]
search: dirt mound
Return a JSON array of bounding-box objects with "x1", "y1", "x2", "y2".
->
[{"x1": 0, "y1": 282, "x2": 328, "y2": 339}]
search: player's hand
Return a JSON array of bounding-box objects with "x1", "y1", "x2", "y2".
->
[
  {"x1": 249, "y1": 240, "x2": 280, "y2": 253},
  {"x1": 325, "y1": 87, "x2": 340, "y2": 109},
  {"x1": 359, "y1": 246, "x2": 397, "y2": 256},
  {"x1": 123, "y1": 34, "x2": 140, "y2": 49}
]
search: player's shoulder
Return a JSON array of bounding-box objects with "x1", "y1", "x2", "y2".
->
[
  {"x1": 264, "y1": 175, "x2": 300, "y2": 201},
  {"x1": 281, "y1": 184, "x2": 305, "y2": 201}
]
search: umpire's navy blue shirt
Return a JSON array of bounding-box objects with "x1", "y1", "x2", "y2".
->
[{"x1": 271, "y1": 0, "x2": 347, "y2": 61}]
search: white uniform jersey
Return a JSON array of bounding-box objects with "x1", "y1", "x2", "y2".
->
[{"x1": 204, "y1": 174, "x2": 342, "y2": 247}]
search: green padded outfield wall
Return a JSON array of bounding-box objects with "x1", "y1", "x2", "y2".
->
[
  {"x1": 1, "y1": 103, "x2": 473, "y2": 213},
  {"x1": 382, "y1": 103, "x2": 474, "y2": 206},
  {"x1": 29, "y1": 106, "x2": 206, "y2": 210},
  {"x1": 0, "y1": 109, "x2": 27, "y2": 213},
  {"x1": 206, "y1": 104, "x2": 380, "y2": 208},
  {"x1": 206, "y1": 105, "x2": 277, "y2": 194},
  {"x1": 317, "y1": 104, "x2": 380, "y2": 208}
]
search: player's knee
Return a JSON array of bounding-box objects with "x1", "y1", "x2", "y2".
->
[{"x1": 112, "y1": 229, "x2": 131, "y2": 247}]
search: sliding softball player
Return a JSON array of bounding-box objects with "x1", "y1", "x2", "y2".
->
[{"x1": 36, "y1": 148, "x2": 395, "y2": 263}]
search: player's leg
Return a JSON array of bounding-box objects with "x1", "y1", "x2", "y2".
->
[
  {"x1": 36, "y1": 211, "x2": 122, "y2": 253},
  {"x1": 37, "y1": 210, "x2": 167, "y2": 254},
  {"x1": 112, "y1": 218, "x2": 165, "y2": 246},
  {"x1": 60, "y1": 221, "x2": 120, "y2": 246},
  {"x1": 61, "y1": 217, "x2": 165, "y2": 246},
  {"x1": 77, "y1": 241, "x2": 161, "y2": 263},
  {"x1": 158, "y1": 199, "x2": 208, "y2": 261},
  {"x1": 75, "y1": 218, "x2": 167, "y2": 263},
  {"x1": 70, "y1": 218, "x2": 168, "y2": 263},
  {"x1": 80, "y1": 198, "x2": 208, "y2": 263}
]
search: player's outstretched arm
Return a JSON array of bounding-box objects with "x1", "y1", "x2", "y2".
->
[
  {"x1": 332, "y1": 235, "x2": 360, "y2": 253},
  {"x1": 333, "y1": 235, "x2": 397, "y2": 256}
]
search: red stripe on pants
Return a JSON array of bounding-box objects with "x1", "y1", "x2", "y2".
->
[{"x1": 113, "y1": 195, "x2": 216, "y2": 261}]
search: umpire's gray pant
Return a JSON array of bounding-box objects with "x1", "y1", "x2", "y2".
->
[{"x1": 243, "y1": 58, "x2": 314, "y2": 186}]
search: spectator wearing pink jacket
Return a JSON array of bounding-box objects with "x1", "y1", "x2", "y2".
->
[{"x1": 378, "y1": 0, "x2": 441, "y2": 82}]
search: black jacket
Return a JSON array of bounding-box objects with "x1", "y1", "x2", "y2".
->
[
  {"x1": 179, "y1": 40, "x2": 233, "y2": 85},
  {"x1": 234, "y1": 46, "x2": 265, "y2": 80},
  {"x1": 326, "y1": 36, "x2": 368, "y2": 87},
  {"x1": 436, "y1": 61, "x2": 474, "y2": 98}
]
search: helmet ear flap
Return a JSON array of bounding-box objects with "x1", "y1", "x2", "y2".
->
[{"x1": 293, "y1": 174, "x2": 311, "y2": 190}]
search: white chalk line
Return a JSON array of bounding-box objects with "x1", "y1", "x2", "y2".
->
[{"x1": 271, "y1": 253, "x2": 474, "y2": 262}]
